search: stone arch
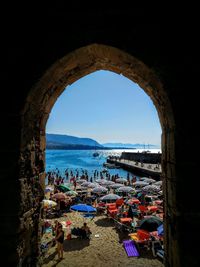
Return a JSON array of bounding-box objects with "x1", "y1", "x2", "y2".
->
[{"x1": 20, "y1": 44, "x2": 175, "y2": 266}]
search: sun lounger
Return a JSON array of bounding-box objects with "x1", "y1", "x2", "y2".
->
[
  {"x1": 123, "y1": 240, "x2": 139, "y2": 257},
  {"x1": 151, "y1": 240, "x2": 164, "y2": 259},
  {"x1": 157, "y1": 249, "x2": 164, "y2": 259}
]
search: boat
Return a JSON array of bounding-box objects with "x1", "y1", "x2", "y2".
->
[
  {"x1": 93, "y1": 152, "x2": 99, "y2": 157},
  {"x1": 103, "y1": 162, "x2": 120, "y2": 169}
]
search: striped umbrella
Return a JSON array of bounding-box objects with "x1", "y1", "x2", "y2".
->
[
  {"x1": 116, "y1": 178, "x2": 127, "y2": 184},
  {"x1": 92, "y1": 186, "x2": 108, "y2": 194},
  {"x1": 140, "y1": 177, "x2": 156, "y2": 183},
  {"x1": 109, "y1": 183, "x2": 124, "y2": 189},
  {"x1": 100, "y1": 193, "x2": 121, "y2": 202},
  {"x1": 116, "y1": 186, "x2": 135, "y2": 193},
  {"x1": 142, "y1": 185, "x2": 160, "y2": 194}
]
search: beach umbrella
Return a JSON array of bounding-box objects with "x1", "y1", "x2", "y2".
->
[
  {"x1": 140, "y1": 177, "x2": 156, "y2": 183},
  {"x1": 87, "y1": 182, "x2": 99, "y2": 188},
  {"x1": 42, "y1": 199, "x2": 57, "y2": 209},
  {"x1": 92, "y1": 186, "x2": 108, "y2": 194},
  {"x1": 154, "y1": 181, "x2": 162, "y2": 186},
  {"x1": 101, "y1": 180, "x2": 115, "y2": 186},
  {"x1": 116, "y1": 186, "x2": 135, "y2": 193},
  {"x1": 71, "y1": 204, "x2": 96, "y2": 213},
  {"x1": 65, "y1": 190, "x2": 78, "y2": 196},
  {"x1": 110, "y1": 183, "x2": 124, "y2": 189},
  {"x1": 139, "y1": 216, "x2": 163, "y2": 232},
  {"x1": 81, "y1": 181, "x2": 92, "y2": 187},
  {"x1": 57, "y1": 184, "x2": 71, "y2": 192},
  {"x1": 140, "y1": 177, "x2": 149, "y2": 180},
  {"x1": 133, "y1": 181, "x2": 149, "y2": 187},
  {"x1": 76, "y1": 179, "x2": 87, "y2": 184},
  {"x1": 116, "y1": 178, "x2": 127, "y2": 184},
  {"x1": 157, "y1": 224, "x2": 164, "y2": 236},
  {"x1": 100, "y1": 193, "x2": 121, "y2": 202},
  {"x1": 95, "y1": 179, "x2": 107, "y2": 184},
  {"x1": 142, "y1": 185, "x2": 160, "y2": 194},
  {"x1": 52, "y1": 192, "x2": 67, "y2": 200}
]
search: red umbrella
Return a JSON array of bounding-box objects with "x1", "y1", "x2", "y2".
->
[{"x1": 127, "y1": 198, "x2": 140, "y2": 205}]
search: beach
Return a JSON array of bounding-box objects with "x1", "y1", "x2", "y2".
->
[{"x1": 41, "y1": 212, "x2": 163, "y2": 267}]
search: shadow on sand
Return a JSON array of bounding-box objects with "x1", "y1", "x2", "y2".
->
[
  {"x1": 63, "y1": 238, "x2": 90, "y2": 252},
  {"x1": 42, "y1": 250, "x2": 57, "y2": 265},
  {"x1": 94, "y1": 217, "x2": 114, "y2": 227}
]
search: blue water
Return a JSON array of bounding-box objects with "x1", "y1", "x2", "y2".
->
[
  {"x1": 46, "y1": 148, "x2": 161, "y2": 180},
  {"x1": 46, "y1": 149, "x2": 137, "y2": 179}
]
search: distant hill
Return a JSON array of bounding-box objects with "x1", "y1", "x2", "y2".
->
[
  {"x1": 46, "y1": 133, "x2": 103, "y2": 149},
  {"x1": 102, "y1": 143, "x2": 159, "y2": 149}
]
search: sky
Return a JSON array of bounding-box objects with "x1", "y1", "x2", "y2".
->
[{"x1": 46, "y1": 70, "x2": 161, "y2": 146}]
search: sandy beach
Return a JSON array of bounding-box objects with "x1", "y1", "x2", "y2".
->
[{"x1": 41, "y1": 212, "x2": 163, "y2": 267}]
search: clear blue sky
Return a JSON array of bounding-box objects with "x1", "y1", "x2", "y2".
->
[{"x1": 46, "y1": 70, "x2": 161, "y2": 146}]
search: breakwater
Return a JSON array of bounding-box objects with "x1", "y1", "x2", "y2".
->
[
  {"x1": 107, "y1": 158, "x2": 161, "y2": 179},
  {"x1": 120, "y1": 151, "x2": 161, "y2": 164}
]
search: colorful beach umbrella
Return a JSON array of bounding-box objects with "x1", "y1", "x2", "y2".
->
[
  {"x1": 110, "y1": 183, "x2": 124, "y2": 189},
  {"x1": 81, "y1": 181, "x2": 92, "y2": 187},
  {"x1": 76, "y1": 179, "x2": 87, "y2": 184},
  {"x1": 133, "y1": 181, "x2": 149, "y2": 187},
  {"x1": 116, "y1": 178, "x2": 127, "y2": 184},
  {"x1": 95, "y1": 179, "x2": 107, "y2": 184},
  {"x1": 154, "y1": 181, "x2": 162, "y2": 186},
  {"x1": 100, "y1": 180, "x2": 115, "y2": 186},
  {"x1": 71, "y1": 204, "x2": 96, "y2": 213},
  {"x1": 92, "y1": 186, "x2": 108, "y2": 194},
  {"x1": 116, "y1": 186, "x2": 135, "y2": 193},
  {"x1": 42, "y1": 199, "x2": 57, "y2": 209},
  {"x1": 65, "y1": 190, "x2": 78, "y2": 196},
  {"x1": 57, "y1": 184, "x2": 71, "y2": 192},
  {"x1": 157, "y1": 224, "x2": 164, "y2": 236},
  {"x1": 142, "y1": 185, "x2": 160, "y2": 194},
  {"x1": 140, "y1": 177, "x2": 156, "y2": 183},
  {"x1": 139, "y1": 216, "x2": 163, "y2": 232},
  {"x1": 100, "y1": 193, "x2": 121, "y2": 202}
]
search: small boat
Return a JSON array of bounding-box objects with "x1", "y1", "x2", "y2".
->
[
  {"x1": 93, "y1": 152, "x2": 99, "y2": 157},
  {"x1": 103, "y1": 162, "x2": 120, "y2": 169}
]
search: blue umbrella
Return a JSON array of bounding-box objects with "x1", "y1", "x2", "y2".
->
[
  {"x1": 71, "y1": 204, "x2": 97, "y2": 213},
  {"x1": 157, "y1": 224, "x2": 164, "y2": 236}
]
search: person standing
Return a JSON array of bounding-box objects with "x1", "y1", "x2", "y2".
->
[{"x1": 54, "y1": 225, "x2": 64, "y2": 260}]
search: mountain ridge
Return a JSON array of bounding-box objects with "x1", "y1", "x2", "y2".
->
[
  {"x1": 46, "y1": 133, "x2": 103, "y2": 147},
  {"x1": 46, "y1": 133, "x2": 160, "y2": 149}
]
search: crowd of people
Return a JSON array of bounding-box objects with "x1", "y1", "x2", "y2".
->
[{"x1": 41, "y1": 167, "x2": 163, "y2": 262}]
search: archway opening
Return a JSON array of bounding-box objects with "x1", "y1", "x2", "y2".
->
[
  {"x1": 20, "y1": 44, "x2": 175, "y2": 266},
  {"x1": 44, "y1": 69, "x2": 163, "y2": 266}
]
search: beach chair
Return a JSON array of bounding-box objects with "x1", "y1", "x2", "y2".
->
[
  {"x1": 138, "y1": 205, "x2": 148, "y2": 216},
  {"x1": 129, "y1": 229, "x2": 150, "y2": 247},
  {"x1": 151, "y1": 240, "x2": 164, "y2": 259},
  {"x1": 123, "y1": 240, "x2": 139, "y2": 257}
]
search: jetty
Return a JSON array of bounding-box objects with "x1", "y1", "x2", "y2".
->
[{"x1": 107, "y1": 156, "x2": 162, "y2": 179}]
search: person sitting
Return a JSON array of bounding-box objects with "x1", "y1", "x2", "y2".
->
[{"x1": 81, "y1": 222, "x2": 91, "y2": 239}]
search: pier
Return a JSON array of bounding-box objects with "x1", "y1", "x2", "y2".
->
[{"x1": 107, "y1": 158, "x2": 162, "y2": 179}]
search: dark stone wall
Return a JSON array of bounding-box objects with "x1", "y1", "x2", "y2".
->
[
  {"x1": 1, "y1": 3, "x2": 199, "y2": 267},
  {"x1": 121, "y1": 152, "x2": 162, "y2": 164}
]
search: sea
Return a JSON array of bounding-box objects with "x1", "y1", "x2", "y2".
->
[{"x1": 45, "y1": 148, "x2": 161, "y2": 180}]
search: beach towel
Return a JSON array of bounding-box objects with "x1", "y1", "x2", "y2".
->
[{"x1": 123, "y1": 240, "x2": 139, "y2": 257}]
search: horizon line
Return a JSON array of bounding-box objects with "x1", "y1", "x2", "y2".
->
[{"x1": 46, "y1": 132, "x2": 161, "y2": 147}]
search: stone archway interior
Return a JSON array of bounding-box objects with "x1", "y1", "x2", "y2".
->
[{"x1": 19, "y1": 44, "x2": 175, "y2": 266}]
